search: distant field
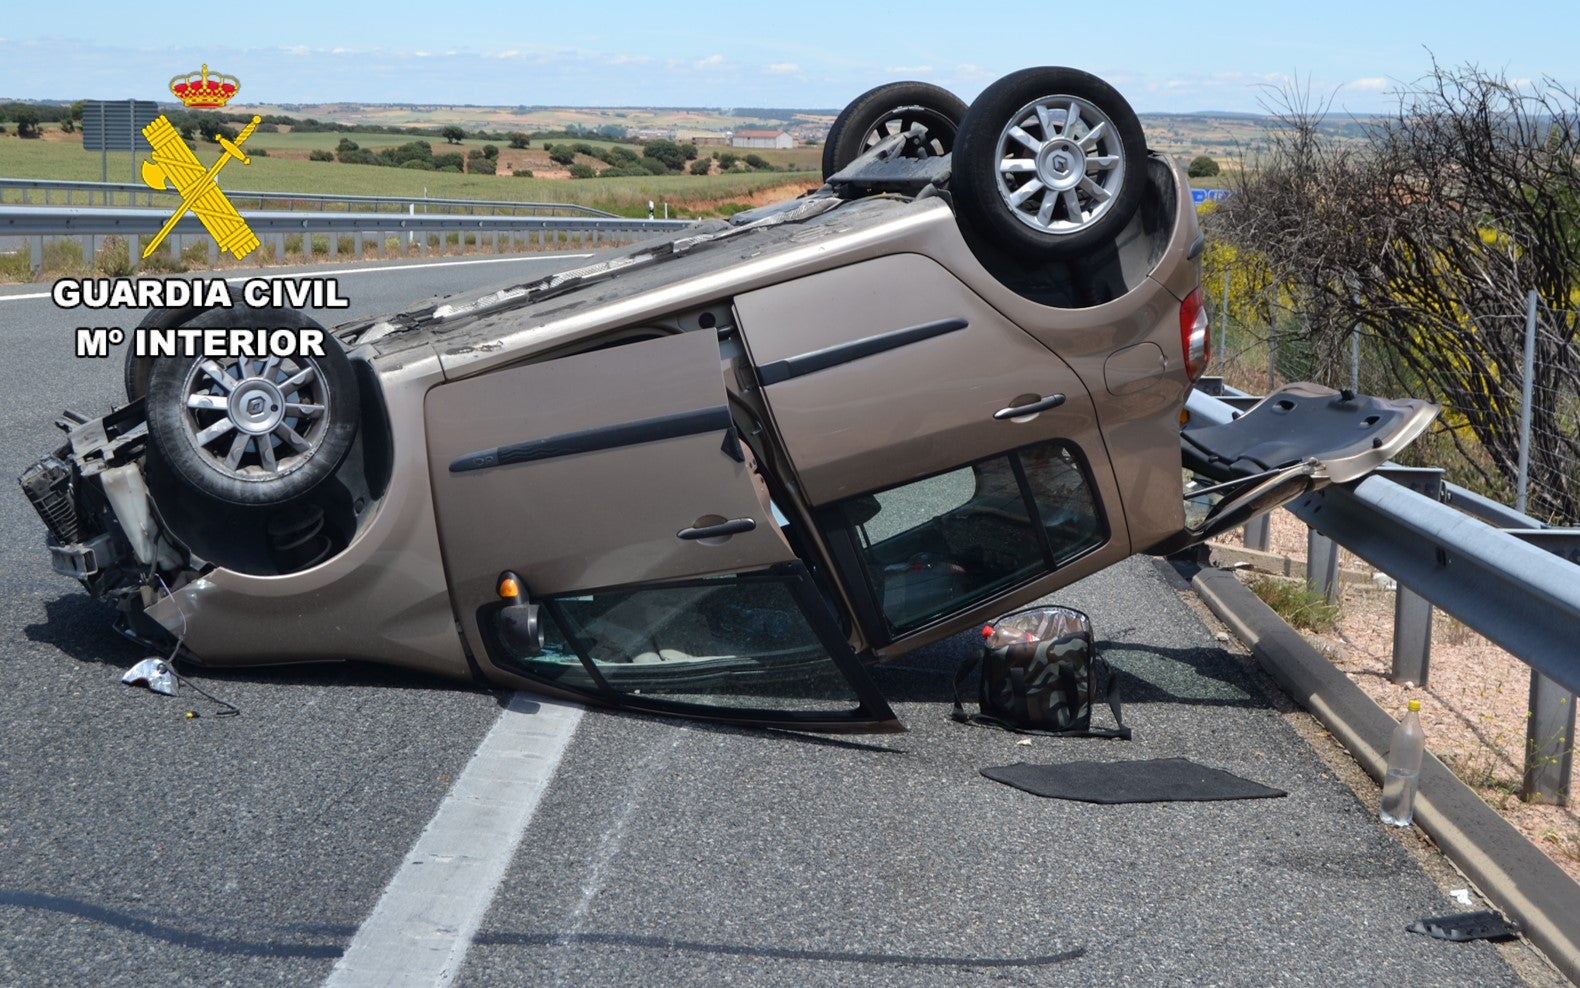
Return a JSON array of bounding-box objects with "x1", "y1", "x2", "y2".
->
[
  {"x1": 0, "y1": 127, "x2": 825, "y2": 217},
  {"x1": 250, "y1": 102, "x2": 835, "y2": 134}
]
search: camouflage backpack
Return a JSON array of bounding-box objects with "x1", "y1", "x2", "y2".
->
[{"x1": 951, "y1": 605, "x2": 1130, "y2": 739}]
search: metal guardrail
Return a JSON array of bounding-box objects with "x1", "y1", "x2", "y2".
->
[
  {"x1": 1187, "y1": 386, "x2": 1580, "y2": 804},
  {"x1": 0, "y1": 178, "x2": 618, "y2": 217},
  {"x1": 0, "y1": 205, "x2": 696, "y2": 276}
]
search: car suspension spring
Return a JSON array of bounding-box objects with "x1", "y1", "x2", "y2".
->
[{"x1": 266, "y1": 502, "x2": 333, "y2": 572}]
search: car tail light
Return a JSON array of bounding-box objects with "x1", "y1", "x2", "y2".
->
[{"x1": 1179, "y1": 287, "x2": 1211, "y2": 380}]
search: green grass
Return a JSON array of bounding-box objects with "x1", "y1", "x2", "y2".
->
[
  {"x1": 1248, "y1": 575, "x2": 1341, "y2": 633},
  {"x1": 0, "y1": 134, "x2": 822, "y2": 217},
  {"x1": 3, "y1": 131, "x2": 827, "y2": 214}
]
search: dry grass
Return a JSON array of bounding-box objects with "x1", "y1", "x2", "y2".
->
[{"x1": 1248, "y1": 575, "x2": 1341, "y2": 632}]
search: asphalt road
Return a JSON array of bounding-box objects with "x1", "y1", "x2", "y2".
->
[{"x1": 0, "y1": 255, "x2": 1554, "y2": 986}]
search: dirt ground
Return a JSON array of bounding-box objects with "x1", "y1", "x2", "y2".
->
[{"x1": 1211, "y1": 511, "x2": 1580, "y2": 885}]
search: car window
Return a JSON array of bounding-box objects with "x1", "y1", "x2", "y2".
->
[
  {"x1": 497, "y1": 574, "x2": 867, "y2": 713},
  {"x1": 835, "y1": 441, "x2": 1106, "y2": 635}
]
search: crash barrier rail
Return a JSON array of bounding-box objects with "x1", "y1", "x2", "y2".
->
[
  {"x1": 0, "y1": 206, "x2": 697, "y2": 276},
  {"x1": 0, "y1": 177, "x2": 617, "y2": 217},
  {"x1": 1190, "y1": 381, "x2": 1580, "y2": 805}
]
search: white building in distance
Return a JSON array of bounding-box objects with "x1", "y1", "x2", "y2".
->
[{"x1": 731, "y1": 129, "x2": 794, "y2": 149}]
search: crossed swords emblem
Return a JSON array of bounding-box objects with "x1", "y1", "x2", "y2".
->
[{"x1": 139, "y1": 114, "x2": 262, "y2": 260}]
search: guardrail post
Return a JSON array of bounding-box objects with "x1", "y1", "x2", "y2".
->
[
  {"x1": 1371, "y1": 465, "x2": 1448, "y2": 688},
  {"x1": 1392, "y1": 587, "x2": 1434, "y2": 686},
  {"x1": 1242, "y1": 516, "x2": 1270, "y2": 552},
  {"x1": 1523, "y1": 671, "x2": 1575, "y2": 805},
  {"x1": 29, "y1": 236, "x2": 42, "y2": 277},
  {"x1": 1306, "y1": 527, "x2": 1339, "y2": 602}
]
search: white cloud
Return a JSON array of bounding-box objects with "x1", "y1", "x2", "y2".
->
[
  {"x1": 765, "y1": 62, "x2": 799, "y2": 74},
  {"x1": 883, "y1": 65, "x2": 932, "y2": 76},
  {"x1": 695, "y1": 54, "x2": 726, "y2": 70},
  {"x1": 1347, "y1": 76, "x2": 1389, "y2": 92}
]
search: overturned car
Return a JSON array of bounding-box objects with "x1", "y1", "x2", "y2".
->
[{"x1": 21, "y1": 67, "x2": 1436, "y2": 731}]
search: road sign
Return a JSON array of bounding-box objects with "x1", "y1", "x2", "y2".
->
[
  {"x1": 1191, "y1": 188, "x2": 1232, "y2": 204},
  {"x1": 81, "y1": 100, "x2": 160, "y2": 152}
]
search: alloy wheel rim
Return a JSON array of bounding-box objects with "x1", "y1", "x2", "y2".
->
[
  {"x1": 178, "y1": 355, "x2": 330, "y2": 482},
  {"x1": 993, "y1": 94, "x2": 1125, "y2": 235},
  {"x1": 860, "y1": 107, "x2": 957, "y2": 159}
]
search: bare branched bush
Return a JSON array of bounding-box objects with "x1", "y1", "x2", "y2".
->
[{"x1": 1210, "y1": 62, "x2": 1580, "y2": 522}]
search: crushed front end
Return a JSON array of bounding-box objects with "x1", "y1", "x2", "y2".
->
[{"x1": 21, "y1": 401, "x2": 192, "y2": 646}]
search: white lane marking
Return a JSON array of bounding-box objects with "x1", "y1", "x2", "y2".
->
[
  {"x1": 0, "y1": 253, "x2": 597, "y2": 304},
  {"x1": 324, "y1": 692, "x2": 584, "y2": 988}
]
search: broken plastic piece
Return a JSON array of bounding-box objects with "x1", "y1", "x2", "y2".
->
[
  {"x1": 1406, "y1": 910, "x2": 1519, "y2": 942},
  {"x1": 121, "y1": 658, "x2": 176, "y2": 696}
]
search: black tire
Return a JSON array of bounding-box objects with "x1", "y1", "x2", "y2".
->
[
  {"x1": 145, "y1": 307, "x2": 359, "y2": 507},
  {"x1": 821, "y1": 81, "x2": 967, "y2": 180},
  {"x1": 125, "y1": 305, "x2": 210, "y2": 401},
  {"x1": 952, "y1": 66, "x2": 1147, "y2": 259}
]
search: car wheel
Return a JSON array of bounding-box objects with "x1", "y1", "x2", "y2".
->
[
  {"x1": 145, "y1": 308, "x2": 359, "y2": 507},
  {"x1": 952, "y1": 66, "x2": 1146, "y2": 259},
  {"x1": 821, "y1": 81, "x2": 967, "y2": 179}
]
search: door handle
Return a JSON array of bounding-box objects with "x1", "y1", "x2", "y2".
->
[
  {"x1": 677, "y1": 517, "x2": 757, "y2": 541},
  {"x1": 993, "y1": 393, "x2": 1066, "y2": 420}
]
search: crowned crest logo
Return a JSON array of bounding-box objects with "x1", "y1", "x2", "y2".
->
[
  {"x1": 170, "y1": 64, "x2": 240, "y2": 109},
  {"x1": 139, "y1": 64, "x2": 258, "y2": 260}
]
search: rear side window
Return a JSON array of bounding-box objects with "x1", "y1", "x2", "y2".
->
[
  {"x1": 488, "y1": 571, "x2": 870, "y2": 715},
  {"x1": 833, "y1": 441, "x2": 1105, "y2": 635}
]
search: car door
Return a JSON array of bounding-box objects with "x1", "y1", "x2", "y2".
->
[
  {"x1": 732, "y1": 253, "x2": 1133, "y2": 652},
  {"x1": 424, "y1": 328, "x2": 897, "y2": 731}
]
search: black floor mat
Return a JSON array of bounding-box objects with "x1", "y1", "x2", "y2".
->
[
  {"x1": 981, "y1": 757, "x2": 1287, "y2": 804},
  {"x1": 1406, "y1": 911, "x2": 1520, "y2": 943}
]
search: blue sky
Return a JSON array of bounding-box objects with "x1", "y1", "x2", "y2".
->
[{"x1": 3, "y1": 1, "x2": 1576, "y2": 113}]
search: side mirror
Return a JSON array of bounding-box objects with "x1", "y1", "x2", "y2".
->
[
  {"x1": 498, "y1": 602, "x2": 544, "y2": 657},
  {"x1": 495, "y1": 571, "x2": 544, "y2": 656}
]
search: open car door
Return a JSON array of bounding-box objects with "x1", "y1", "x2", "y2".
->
[
  {"x1": 1152, "y1": 383, "x2": 1439, "y2": 554},
  {"x1": 425, "y1": 329, "x2": 898, "y2": 732},
  {"x1": 733, "y1": 254, "x2": 1132, "y2": 656}
]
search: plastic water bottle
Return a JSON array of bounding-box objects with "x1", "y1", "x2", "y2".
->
[
  {"x1": 981, "y1": 607, "x2": 1085, "y2": 648},
  {"x1": 1379, "y1": 699, "x2": 1425, "y2": 827}
]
